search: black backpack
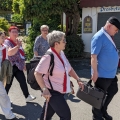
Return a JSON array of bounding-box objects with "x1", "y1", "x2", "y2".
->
[{"x1": 26, "y1": 51, "x2": 54, "y2": 90}]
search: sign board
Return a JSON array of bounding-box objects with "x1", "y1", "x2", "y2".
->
[
  {"x1": 83, "y1": 16, "x2": 92, "y2": 33},
  {"x1": 98, "y1": 6, "x2": 120, "y2": 13}
]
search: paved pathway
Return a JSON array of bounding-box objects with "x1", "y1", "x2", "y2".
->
[{"x1": 0, "y1": 59, "x2": 120, "y2": 120}]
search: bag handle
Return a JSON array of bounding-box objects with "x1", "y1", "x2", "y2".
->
[
  {"x1": 87, "y1": 79, "x2": 92, "y2": 84},
  {"x1": 44, "y1": 51, "x2": 54, "y2": 90},
  {"x1": 87, "y1": 79, "x2": 105, "y2": 93},
  {"x1": 87, "y1": 79, "x2": 93, "y2": 86}
]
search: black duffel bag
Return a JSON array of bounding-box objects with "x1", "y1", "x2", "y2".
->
[
  {"x1": 26, "y1": 56, "x2": 42, "y2": 90},
  {"x1": 76, "y1": 80, "x2": 106, "y2": 109}
]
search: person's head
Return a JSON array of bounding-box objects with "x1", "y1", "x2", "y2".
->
[
  {"x1": 0, "y1": 31, "x2": 5, "y2": 44},
  {"x1": 8, "y1": 26, "x2": 19, "y2": 39},
  {"x1": 40, "y1": 25, "x2": 49, "y2": 37},
  {"x1": 47, "y1": 30, "x2": 66, "y2": 51},
  {"x1": 104, "y1": 16, "x2": 120, "y2": 36}
]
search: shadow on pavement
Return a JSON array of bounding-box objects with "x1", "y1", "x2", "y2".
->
[
  {"x1": 70, "y1": 58, "x2": 91, "y2": 79},
  {"x1": 0, "y1": 114, "x2": 5, "y2": 120},
  {"x1": 64, "y1": 93, "x2": 81, "y2": 103},
  {"x1": 11, "y1": 102, "x2": 42, "y2": 120}
]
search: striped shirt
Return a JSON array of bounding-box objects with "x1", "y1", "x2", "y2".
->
[{"x1": 4, "y1": 39, "x2": 25, "y2": 71}]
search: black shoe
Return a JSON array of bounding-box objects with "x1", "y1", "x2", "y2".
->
[{"x1": 103, "y1": 113, "x2": 112, "y2": 120}]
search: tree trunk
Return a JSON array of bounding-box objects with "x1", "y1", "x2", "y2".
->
[
  {"x1": 65, "y1": 3, "x2": 80, "y2": 35},
  {"x1": 61, "y1": 13, "x2": 63, "y2": 31},
  {"x1": 71, "y1": 3, "x2": 80, "y2": 35},
  {"x1": 71, "y1": 11, "x2": 80, "y2": 35}
]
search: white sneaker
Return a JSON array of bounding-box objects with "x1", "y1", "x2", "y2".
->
[{"x1": 26, "y1": 95, "x2": 36, "y2": 102}]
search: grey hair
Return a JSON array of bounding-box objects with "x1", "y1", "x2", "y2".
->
[
  {"x1": 40, "y1": 25, "x2": 49, "y2": 30},
  {"x1": 47, "y1": 30, "x2": 65, "y2": 47}
]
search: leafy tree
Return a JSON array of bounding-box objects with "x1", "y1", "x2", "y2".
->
[
  {"x1": 0, "y1": 0, "x2": 12, "y2": 11},
  {"x1": 12, "y1": 0, "x2": 81, "y2": 35},
  {"x1": 12, "y1": 0, "x2": 83, "y2": 60},
  {"x1": 11, "y1": 14, "x2": 23, "y2": 23},
  {"x1": 0, "y1": 18, "x2": 10, "y2": 33}
]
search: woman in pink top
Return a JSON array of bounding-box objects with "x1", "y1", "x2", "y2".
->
[{"x1": 34, "y1": 30, "x2": 84, "y2": 120}]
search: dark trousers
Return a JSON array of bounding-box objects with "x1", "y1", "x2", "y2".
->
[
  {"x1": 40, "y1": 89, "x2": 71, "y2": 120},
  {"x1": 5, "y1": 65, "x2": 29, "y2": 98},
  {"x1": 92, "y1": 76, "x2": 118, "y2": 120}
]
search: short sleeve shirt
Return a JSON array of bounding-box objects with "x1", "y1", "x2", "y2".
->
[
  {"x1": 33, "y1": 35, "x2": 49, "y2": 56},
  {"x1": 35, "y1": 49, "x2": 72, "y2": 93},
  {"x1": 91, "y1": 28, "x2": 119, "y2": 78},
  {"x1": 4, "y1": 39, "x2": 25, "y2": 70}
]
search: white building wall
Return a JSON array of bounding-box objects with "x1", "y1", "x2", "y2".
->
[
  {"x1": 26, "y1": 22, "x2": 31, "y2": 35},
  {"x1": 82, "y1": 7, "x2": 98, "y2": 52},
  {"x1": 63, "y1": 13, "x2": 66, "y2": 25},
  {"x1": 82, "y1": 6, "x2": 120, "y2": 52}
]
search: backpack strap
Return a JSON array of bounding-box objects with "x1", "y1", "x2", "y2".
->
[
  {"x1": 46, "y1": 52, "x2": 54, "y2": 76},
  {"x1": 44, "y1": 51, "x2": 54, "y2": 90}
]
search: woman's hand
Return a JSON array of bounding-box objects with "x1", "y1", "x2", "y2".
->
[
  {"x1": 91, "y1": 72, "x2": 98, "y2": 83},
  {"x1": 16, "y1": 40, "x2": 22, "y2": 48},
  {"x1": 77, "y1": 79, "x2": 84, "y2": 91},
  {"x1": 42, "y1": 88, "x2": 51, "y2": 102},
  {"x1": 23, "y1": 65, "x2": 26, "y2": 71},
  {"x1": 78, "y1": 82, "x2": 84, "y2": 91}
]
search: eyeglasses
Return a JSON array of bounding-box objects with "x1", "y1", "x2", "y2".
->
[
  {"x1": 63, "y1": 39, "x2": 66, "y2": 43},
  {"x1": 56, "y1": 39, "x2": 66, "y2": 44},
  {"x1": 10, "y1": 31, "x2": 18, "y2": 33},
  {"x1": 42, "y1": 30, "x2": 48, "y2": 32}
]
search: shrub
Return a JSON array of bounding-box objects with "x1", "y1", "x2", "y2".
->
[
  {"x1": 24, "y1": 24, "x2": 40, "y2": 60},
  {"x1": 0, "y1": 18, "x2": 10, "y2": 33},
  {"x1": 57, "y1": 25, "x2": 66, "y2": 32},
  {"x1": 0, "y1": 28, "x2": 4, "y2": 31},
  {"x1": 11, "y1": 14, "x2": 23, "y2": 23},
  {"x1": 64, "y1": 35, "x2": 84, "y2": 58}
]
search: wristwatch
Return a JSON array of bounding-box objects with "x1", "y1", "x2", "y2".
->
[
  {"x1": 42, "y1": 87, "x2": 47, "y2": 91},
  {"x1": 77, "y1": 78, "x2": 82, "y2": 82}
]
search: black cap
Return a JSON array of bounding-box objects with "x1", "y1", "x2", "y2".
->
[{"x1": 108, "y1": 16, "x2": 120, "y2": 30}]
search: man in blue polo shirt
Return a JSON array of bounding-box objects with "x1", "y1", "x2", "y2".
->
[{"x1": 91, "y1": 16, "x2": 120, "y2": 120}]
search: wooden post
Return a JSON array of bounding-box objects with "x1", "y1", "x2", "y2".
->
[{"x1": 61, "y1": 13, "x2": 63, "y2": 31}]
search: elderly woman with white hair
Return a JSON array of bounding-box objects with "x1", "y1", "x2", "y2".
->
[
  {"x1": 33, "y1": 25, "x2": 49, "y2": 57},
  {"x1": 34, "y1": 30, "x2": 84, "y2": 120}
]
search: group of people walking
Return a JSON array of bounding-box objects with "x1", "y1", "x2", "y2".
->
[
  {"x1": 0, "y1": 26, "x2": 36, "y2": 120},
  {"x1": 0, "y1": 16, "x2": 120, "y2": 120}
]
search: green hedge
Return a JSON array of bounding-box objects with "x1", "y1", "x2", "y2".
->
[
  {"x1": 64, "y1": 35, "x2": 84, "y2": 58},
  {"x1": 0, "y1": 18, "x2": 10, "y2": 33},
  {"x1": 24, "y1": 25, "x2": 40, "y2": 60}
]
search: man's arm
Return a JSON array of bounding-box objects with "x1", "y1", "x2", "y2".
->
[{"x1": 91, "y1": 54, "x2": 98, "y2": 82}]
